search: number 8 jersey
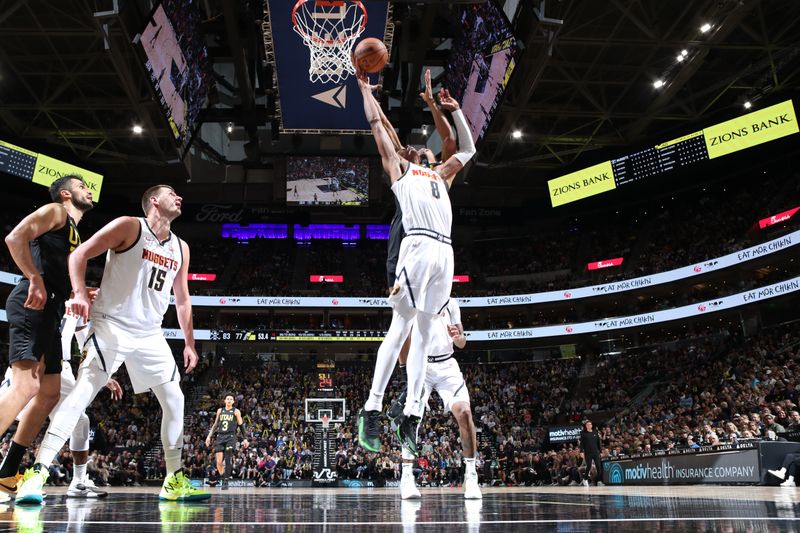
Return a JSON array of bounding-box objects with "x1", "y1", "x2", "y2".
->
[
  {"x1": 391, "y1": 161, "x2": 452, "y2": 238},
  {"x1": 92, "y1": 218, "x2": 183, "y2": 334}
]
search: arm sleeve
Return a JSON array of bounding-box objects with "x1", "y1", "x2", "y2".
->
[{"x1": 451, "y1": 109, "x2": 476, "y2": 166}]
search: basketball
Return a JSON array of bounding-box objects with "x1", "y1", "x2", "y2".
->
[{"x1": 353, "y1": 37, "x2": 388, "y2": 73}]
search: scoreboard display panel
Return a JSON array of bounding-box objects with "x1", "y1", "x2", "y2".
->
[{"x1": 548, "y1": 100, "x2": 799, "y2": 207}]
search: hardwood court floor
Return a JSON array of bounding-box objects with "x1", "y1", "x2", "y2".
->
[{"x1": 1, "y1": 485, "x2": 799, "y2": 532}]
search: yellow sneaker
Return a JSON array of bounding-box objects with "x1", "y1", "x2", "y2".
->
[
  {"x1": 0, "y1": 473, "x2": 22, "y2": 497},
  {"x1": 159, "y1": 472, "x2": 210, "y2": 502}
]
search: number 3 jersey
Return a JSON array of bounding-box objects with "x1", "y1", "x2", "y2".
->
[{"x1": 92, "y1": 218, "x2": 183, "y2": 334}]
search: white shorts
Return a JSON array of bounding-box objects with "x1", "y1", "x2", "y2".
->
[
  {"x1": 415, "y1": 357, "x2": 470, "y2": 416},
  {"x1": 393, "y1": 236, "x2": 454, "y2": 315},
  {"x1": 2, "y1": 361, "x2": 80, "y2": 422},
  {"x1": 83, "y1": 319, "x2": 178, "y2": 394}
]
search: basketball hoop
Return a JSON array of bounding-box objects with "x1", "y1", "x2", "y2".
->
[
  {"x1": 320, "y1": 414, "x2": 331, "y2": 430},
  {"x1": 292, "y1": 0, "x2": 368, "y2": 84}
]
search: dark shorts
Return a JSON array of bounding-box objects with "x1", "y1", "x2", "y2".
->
[
  {"x1": 214, "y1": 435, "x2": 235, "y2": 453},
  {"x1": 6, "y1": 281, "x2": 64, "y2": 375}
]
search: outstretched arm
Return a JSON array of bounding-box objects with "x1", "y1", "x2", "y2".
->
[
  {"x1": 358, "y1": 72, "x2": 404, "y2": 183},
  {"x1": 205, "y1": 408, "x2": 221, "y2": 446},
  {"x1": 435, "y1": 89, "x2": 476, "y2": 186},
  {"x1": 420, "y1": 69, "x2": 456, "y2": 162}
]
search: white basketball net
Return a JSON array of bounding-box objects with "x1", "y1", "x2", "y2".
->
[
  {"x1": 292, "y1": 0, "x2": 366, "y2": 84},
  {"x1": 320, "y1": 414, "x2": 331, "y2": 430}
]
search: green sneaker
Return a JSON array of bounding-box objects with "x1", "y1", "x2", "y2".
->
[
  {"x1": 159, "y1": 472, "x2": 211, "y2": 502},
  {"x1": 357, "y1": 408, "x2": 382, "y2": 452},
  {"x1": 15, "y1": 468, "x2": 47, "y2": 505}
]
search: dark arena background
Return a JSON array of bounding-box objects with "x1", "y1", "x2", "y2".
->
[{"x1": 0, "y1": 0, "x2": 800, "y2": 531}]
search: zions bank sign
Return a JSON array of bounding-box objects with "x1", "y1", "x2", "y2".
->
[
  {"x1": 548, "y1": 100, "x2": 798, "y2": 207},
  {"x1": 0, "y1": 139, "x2": 104, "y2": 201}
]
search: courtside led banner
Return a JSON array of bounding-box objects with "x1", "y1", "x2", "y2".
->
[
  {"x1": 2, "y1": 278, "x2": 798, "y2": 342},
  {"x1": 453, "y1": 275, "x2": 471, "y2": 283},
  {"x1": 587, "y1": 257, "x2": 624, "y2": 271},
  {"x1": 548, "y1": 100, "x2": 799, "y2": 207},
  {"x1": 0, "y1": 140, "x2": 104, "y2": 201},
  {"x1": 310, "y1": 275, "x2": 344, "y2": 283},
  {"x1": 759, "y1": 206, "x2": 799, "y2": 229},
  {"x1": 188, "y1": 273, "x2": 217, "y2": 281},
  {"x1": 0, "y1": 231, "x2": 797, "y2": 308}
]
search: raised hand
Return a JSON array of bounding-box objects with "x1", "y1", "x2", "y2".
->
[
  {"x1": 420, "y1": 69, "x2": 435, "y2": 106},
  {"x1": 438, "y1": 88, "x2": 460, "y2": 112},
  {"x1": 356, "y1": 69, "x2": 382, "y2": 94}
]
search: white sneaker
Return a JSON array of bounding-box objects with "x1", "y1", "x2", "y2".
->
[
  {"x1": 597, "y1": 481, "x2": 605, "y2": 487},
  {"x1": 464, "y1": 472, "x2": 482, "y2": 500},
  {"x1": 769, "y1": 468, "x2": 787, "y2": 480},
  {"x1": 400, "y1": 472, "x2": 420, "y2": 499},
  {"x1": 67, "y1": 478, "x2": 108, "y2": 498},
  {"x1": 780, "y1": 476, "x2": 796, "y2": 487},
  {"x1": 581, "y1": 480, "x2": 589, "y2": 487},
  {"x1": 569, "y1": 480, "x2": 579, "y2": 486}
]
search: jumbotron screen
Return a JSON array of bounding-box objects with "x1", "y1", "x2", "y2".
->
[
  {"x1": 548, "y1": 100, "x2": 799, "y2": 207},
  {"x1": 444, "y1": 0, "x2": 519, "y2": 143},
  {"x1": 139, "y1": 0, "x2": 212, "y2": 157},
  {"x1": 286, "y1": 156, "x2": 369, "y2": 206}
]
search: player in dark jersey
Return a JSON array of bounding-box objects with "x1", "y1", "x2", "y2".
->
[
  {"x1": 0, "y1": 175, "x2": 93, "y2": 501},
  {"x1": 205, "y1": 394, "x2": 246, "y2": 490}
]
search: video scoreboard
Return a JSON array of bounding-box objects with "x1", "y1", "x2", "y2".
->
[{"x1": 548, "y1": 100, "x2": 799, "y2": 207}]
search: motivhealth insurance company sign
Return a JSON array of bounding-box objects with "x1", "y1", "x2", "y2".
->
[{"x1": 603, "y1": 448, "x2": 760, "y2": 485}]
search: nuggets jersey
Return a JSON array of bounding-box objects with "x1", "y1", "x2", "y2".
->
[
  {"x1": 60, "y1": 300, "x2": 88, "y2": 361},
  {"x1": 430, "y1": 298, "x2": 462, "y2": 357},
  {"x1": 92, "y1": 218, "x2": 183, "y2": 334},
  {"x1": 391, "y1": 162, "x2": 452, "y2": 238}
]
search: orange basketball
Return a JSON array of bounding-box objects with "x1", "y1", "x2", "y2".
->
[{"x1": 353, "y1": 37, "x2": 388, "y2": 73}]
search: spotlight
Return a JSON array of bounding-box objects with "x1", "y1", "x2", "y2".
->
[
  {"x1": 227, "y1": 123, "x2": 233, "y2": 133},
  {"x1": 512, "y1": 129, "x2": 522, "y2": 139},
  {"x1": 132, "y1": 124, "x2": 143, "y2": 134},
  {"x1": 700, "y1": 23, "x2": 712, "y2": 33},
  {"x1": 653, "y1": 79, "x2": 664, "y2": 89},
  {"x1": 743, "y1": 101, "x2": 752, "y2": 109},
  {"x1": 677, "y1": 54, "x2": 685, "y2": 62},
  {"x1": 421, "y1": 125, "x2": 428, "y2": 136},
  {"x1": 681, "y1": 49, "x2": 688, "y2": 56}
]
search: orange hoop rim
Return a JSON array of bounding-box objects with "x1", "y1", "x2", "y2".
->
[{"x1": 291, "y1": 0, "x2": 368, "y2": 45}]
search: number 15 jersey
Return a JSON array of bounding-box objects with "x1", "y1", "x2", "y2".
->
[{"x1": 92, "y1": 218, "x2": 183, "y2": 334}]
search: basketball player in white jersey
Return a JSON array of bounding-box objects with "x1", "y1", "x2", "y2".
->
[
  {"x1": 397, "y1": 298, "x2": 480, "y2": 500},
  {"x1": 356, "y1": 68, "x2": 476, "y2": 455},
  {"x1": 0, "y1": 295, "x2": 122, "y2": 501},
  {"x1": 16, "y1": 185, "x2": 209, "y2": 503}
]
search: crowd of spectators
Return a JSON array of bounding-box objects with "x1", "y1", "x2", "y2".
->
[{"x1": 1, "y1": 322, "x2": 799, "y2": 488}]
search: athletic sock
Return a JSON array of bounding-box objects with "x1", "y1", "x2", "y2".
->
[
  {"x1": 73, "y1": 463, "x2": 87, "y2": 483},
  {"x1": 464, "y1": 457, "x2": 476, "y2": 476},
  {"x1": 398, "y1": 364, "x2": 407, "y2": 383},
  {"x1": 402, "y1": 462, "x2": 414, "y2": 476},
  {"x1": 164, "y1": 450, "x2": 182, "y2": 476},
  {"x1": 0, "y1": 441, "x2": 26, "y2": 478}
]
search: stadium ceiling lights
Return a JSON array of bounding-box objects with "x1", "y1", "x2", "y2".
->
[
  {"x1": 132, "y1": 124, "x2": 143, "y2": 134},
  {"x1": 512, "y1": 129, "x2": 522, "y2": 139},
  {"x1": 744, "y1": 101, "x2": 752, "y2": 109},
  {"x1": 653, "y1": 79, "x2": 665, "y2": 89},
  {"x1": 700, "y1": 22, "x2": 712, "y2": 33}
]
